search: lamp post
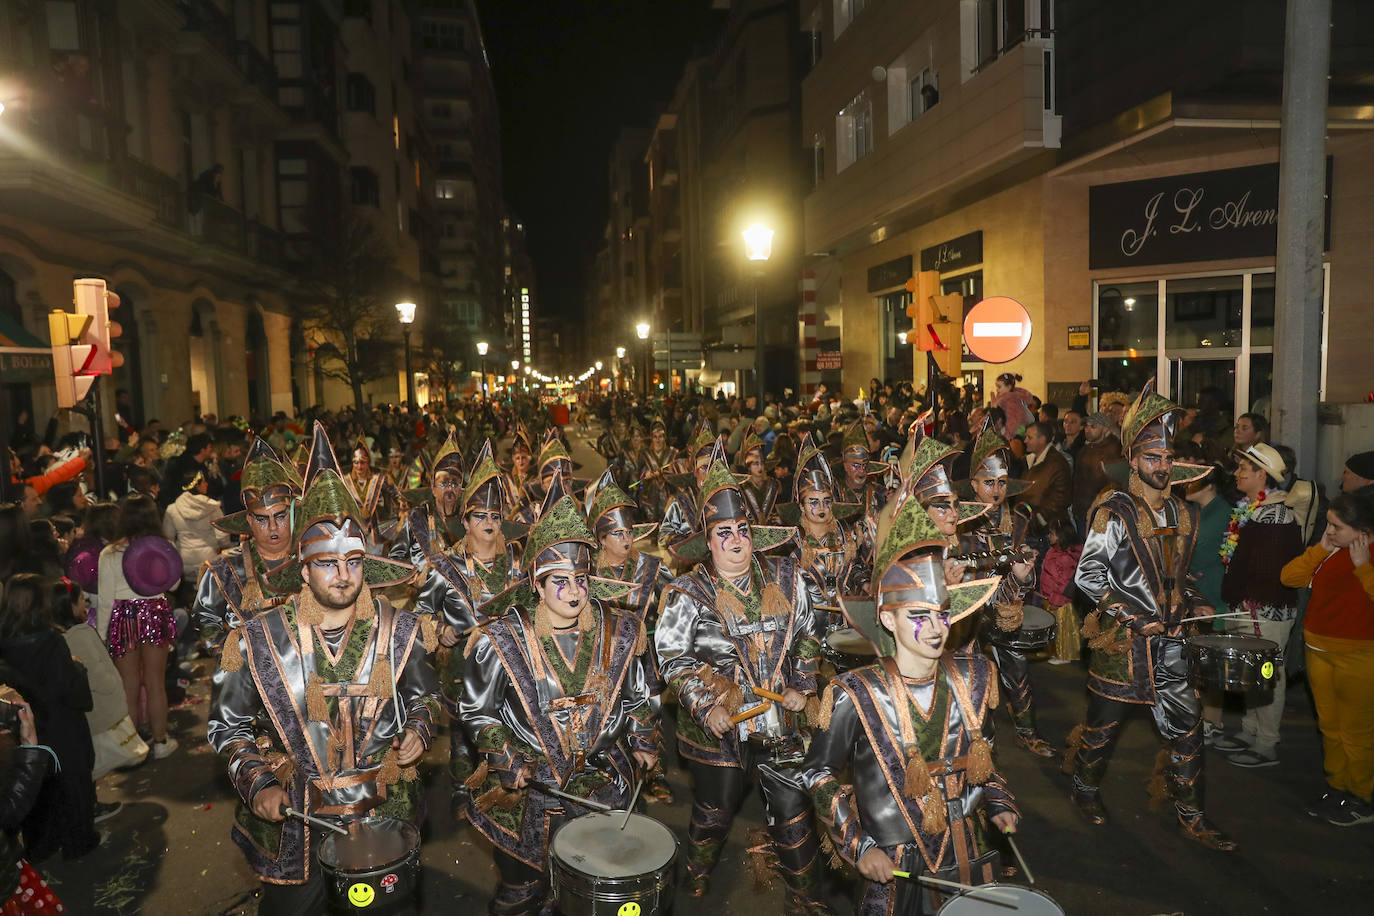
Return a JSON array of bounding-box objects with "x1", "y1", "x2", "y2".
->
[
  {"x1": 395, "y1": 301, "x2": 417, "y2": 406},
  {"x1": 635, "y1": 322, "x2": 651, "y2": 399},
  {"x1": 741, "y1": 224, "x2": 773, "y2": 405},
  {"x1": 476, "y1": 340, "x2": 489, "y2": 398},
  {"x1": 615, "y1": 347, "x2": 627, "y2": 392}
]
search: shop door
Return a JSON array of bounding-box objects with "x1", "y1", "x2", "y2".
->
[{"x1": 1169, "y1": 354, "x2": 1237, "y2": 416}]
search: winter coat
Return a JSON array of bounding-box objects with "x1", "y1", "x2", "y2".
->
[{"x1": 163, "y1": 491, "x2": 227, "y2": 580}]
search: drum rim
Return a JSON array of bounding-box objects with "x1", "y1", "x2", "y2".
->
[
  {"x1": 939, "y1": 882, "x2": 1062, "y2": 913},
  {"x1": 317, "y1": 816, "x2": 421, "y2": 871},
  {"x1": 551, "y1": 811, "x2": 679, "y2": 877},
  {"x1": 1187, "y1": 634, "x2": 1280, "y2": 651}
]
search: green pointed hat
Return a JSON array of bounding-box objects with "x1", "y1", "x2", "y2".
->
[
  {"x1": 957, "y1": 417, "x2": 1032, "y2": 499},
  {"x1": 902, "y1": 430, "x2": 989, "y2": 525},
  {"x1": 521, "y1": 474, "x2": 596, "y2": 578},
  {"x1": 735, "y1": 429, "x2": 766, "y2": 469},
  {"x1": 213, "y1": 437, "x2": 302, "y2": 535},
  {"x1": 1115, "y1": 378, "x2": 1211, "y2": 484},
  {"x1": 794, "y1": 433, "x2": 834, "y2": 497},
  {"x1": 585, "y1": 468, "x2": 657, "y2": 543},
  {"x1": 836, "y1": 419, "x2": 890, "y2": 476},
  {"x1": 433, "y1": 428, "x2": 465, "y2": 476},
  {"x1": 462, "y1": 439, "x2": 505, "y2": 510},
  {"x1": 671, "y1": 440, "x2": 796, "y2": 562},
  {"x1": 688, "y1": 423, "x2": 717, "y2": 462},
  {"x1": 266, "y1": 421, "x2": 414, "y2": 590},
  {"x1": 839, "y1": 477, "x2": 999, "y2": 657}
]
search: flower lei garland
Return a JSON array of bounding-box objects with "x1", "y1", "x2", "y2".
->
[{"x1": 1219, "y1": 491, "x2": 1266, "y2": 565}]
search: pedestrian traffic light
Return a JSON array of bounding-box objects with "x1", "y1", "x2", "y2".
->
[
  {"x1": 48, "y1": 309, "x2": 96, "y2": 409},
  {"x1": 72, "y1": 278, "x2": 123, "y2": 375}
]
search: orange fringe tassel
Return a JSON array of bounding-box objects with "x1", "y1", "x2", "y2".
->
[
  {"x1": 1062, "y1": 724, "x2": 1084, "y2": 775},
  {"x1": 219, "y1": 632, "x2": 243, "y2": 672},
  {"x1": 306, "y1": 673, "x2": 329, "y2": 721},
  {"x1": 368, "y1": 655, "x2": 393, "y2": 699},
  {"x1": 378, "y1": 747, "x2": 400, "y2": 787},
  {"x1": 464, "y1": 760, "x2": 490, "y2": 791},
  {"x1": 420, "y1": 615, "x2": 439, "y2": 653},
  {"x1": 966, "y1": 737, "x2": 994, "y2": 785},
  {"x1": 762, "y1": 583, "x2": 789, "y2": 618},
  {"x1": 1146, "y1": 747, "x2": 1172, "y2": 811}
]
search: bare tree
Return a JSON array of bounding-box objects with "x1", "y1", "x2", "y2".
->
[
  {"x1": 417, "y1": 320, "x2": 472, "y2": 406},
  {"x1": 295, "y1": 209, "x2": 403, "y2": 412}
]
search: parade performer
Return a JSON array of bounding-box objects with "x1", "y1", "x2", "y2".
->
[
  {"x1": 794, "y1": 477, "x2": 1010, "y2": 915},
  {"x1": 208, "y1": 425, "x2": 439, "y2": 914},
  {"x1": 834, "y1": 420, "x2": 890, "y2": 520},
  {"x1": 389, "y1": 428, "x2": 467, "y2": 576},
  {"x1": 659, "y1": 425, "x2": 720, "y2": 555},
  {"x1": 634, "y1": 417, "x2": 679, "y2": 522},
  {"x1": 502, "y1": 425, "x2": 536, "y2": 505},
  {"x1": 384, "y1": 444, "x2": 408, "y2": 490},
  {"x1": 513, "y1": 435, "x2": 585, "y2": 527},
  {"x1": 957, "y1": 423, "x2": 1054, "y2": 757},
  {"x1": 195, "y1": 438, "x2": 302, "y2": 654},
  {"x1": 781, "y1": 434, "x2": 870, "y2": 631},
  {"x1": 348, "y1": 437, "x2": 402, "y2": 549},
  {"x1": 900, "y1": 432, "x2": 991, "y2": 576},
  {"x1": 738, "y1": 427, "x2": 782, "y2": 524},
  {"x1": 654, "y1": 446, "x2": 832, "y2": 913},
  {"x1": 1063, "y1": 380, "x2": 1235, "y2": 850},
  {"x1": 459, "y1": 478, "x2": 660, "y2": 916}
]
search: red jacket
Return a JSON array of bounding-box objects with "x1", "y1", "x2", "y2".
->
[{"x1": 11, "y1": 455, "x2": 86, "y2": 496}]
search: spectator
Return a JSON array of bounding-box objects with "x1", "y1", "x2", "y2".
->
[
  {"x1": 993, "y1": 372, "x2": 1037, "y2": 434},
  {"x1": 1070, "y1": 412, "x2": 1123, "y2": 534},
  {"x1": 162, "y1": 472, "x2": 227, "y2": 589},
  {"x1": 1342, "y1": 450, "x2": 1374, "y2": 494},
  {"x1": 126, "y1": 465, "x2": 160, "y2": 502},
  {"x1": 1281, "y1": 487, "x2": 1374, "y2": 826},
  {"x1": 0, "y1": 505, "x2": 37, "y2": 581},
  {"x1": 42, "y1": 480, "x2": 86, "y2": 520},
  {"x1": 1062, "y1": 409, "x2": 1086, "y2": 461},
  {"x1": 0, "y1": 682, "x2": 67, "y2": 912},
  {"x1": 96, "y1": 494, "x2": 180, "y2": 760},
  {"x1": 1020, "y1": 420, "x2": 1072, "y2": 531},
  {"x1": 1040, "y1": 517, "x2": 1084, "y2": 665},
  {"x1": 158, "y1": 432, "x2": 212, "y2": 508},
  {"x1": 8, "y1": 447, "x2": 88, "y2": 503},
  {"x1": 24, "y1": 520, "x2": 65, "y2": 580},
  {"x1": 1190, "y1": 463, "x2": 1235, "y2": 744},
  {"x1": 1232, "y1": 412, "x2": 1269, "y2": 450},
  {"x1": 1214, "y1": 444, "x2": 1305, "y2": 769},
  {"x1": 0, "y1": 575, "x2": 101, "y2": 861}
]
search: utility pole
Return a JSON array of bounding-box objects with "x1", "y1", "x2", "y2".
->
[{"x1": 1270, "y1": 0, "x2": 1331, "y2": 475}]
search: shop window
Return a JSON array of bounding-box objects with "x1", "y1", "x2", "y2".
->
[
  {"x1": 879, "y1": 291, "x2": 914, "y2": 384},
  {"x1": 1096, "y1": 282, "x2": 1157, "y2": 352},
  {"x1": 1095, "y1": 355, "x2": 1157, "y2": 400},
  {"x1": 1249, "y1": 272, "x2": 1275, "y2": 347},
  {"x1": 1164, "y1": 275, "x2": 1242, "y2": 350},
  {"x1": 1248, "y1": 353, "x2": 1274, "y2": 421}
]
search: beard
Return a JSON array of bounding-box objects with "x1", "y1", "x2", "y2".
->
[
  {"x1": 1138, "y1": 466, "x2": 1171, "y2": 491},
  {"x1": 310, "y1": 577, "x2": 363, "y2": 610}
]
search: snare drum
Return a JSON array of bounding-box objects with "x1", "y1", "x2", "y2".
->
[
  {"x1": 317, "y1": 816, "x2": 420, "y2": 914},
  {"x1": 550, "y1": 811, "x2": 678, "y2": 916},
  {"x1": 937, "y1": 883, "x2": 1065, "y2": 914},
  {"x1": 744, "y1": 703, "x2": 808, "y2": 768},
  {"x1": 988, "y1": 605, "x2": 1057, "y2": 652},
  {"x1": 824, "y1": 627, "x2": 877, "y2": 673},
  {"x1": 1185, "y1": 634, "x2": 1281, "y2": 692}
]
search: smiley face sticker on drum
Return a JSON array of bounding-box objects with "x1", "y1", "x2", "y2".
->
[
  {"x1": 348, "y1": 883, "x2": 375, "y2": 907},
  {"x1": 618, "y1": 904, "x2": 641, "y2": 916},
  {"x1": 1261, "y1": 661, "x2": 1275, "y2": 680}
]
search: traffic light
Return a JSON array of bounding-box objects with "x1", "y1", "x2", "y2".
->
[
  {"x1": 72, "y1": 278, "x2": 123, "y2": 375},
  {"x1": 48, "y1": 309, "x2": 96, "y2": 409},
  {"x1": 932, "y1": 295, "x2": 963, "y2": 379}
]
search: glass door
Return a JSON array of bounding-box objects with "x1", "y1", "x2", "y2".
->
[{"x1": 1169, "y1": 354, "x2": 1237, "y2": 417}]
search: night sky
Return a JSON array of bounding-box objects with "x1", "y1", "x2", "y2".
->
[{"x1": 478, "y1": 1, "x2": 726, "y2": 339}]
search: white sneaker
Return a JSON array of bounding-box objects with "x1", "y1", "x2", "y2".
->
[
  {"x1": 1048, "y1": 658, "x2": 1073, "y2": 666},
  {"x1": 151, "y1": 737, "x2": 179, "y2": 759}
]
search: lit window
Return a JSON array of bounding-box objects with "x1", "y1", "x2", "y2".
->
[{"x1": 835, "y1": 90, "x2": 873, "y2": 172}]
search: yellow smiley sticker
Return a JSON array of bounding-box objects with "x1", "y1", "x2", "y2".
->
[
  {"x1": 618, "y1": 905, "x2": 641, "y2": 916},
  {"x1": 348, "y1": 883, "x2": 376, "y2": 908},
  {"x1": 1261, "y1": 661, "x2": 1275, "y2": 680}
]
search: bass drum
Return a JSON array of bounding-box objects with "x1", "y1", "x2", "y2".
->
[{"x1": 550, "y1": 811, "x2": 678, "y2": 916}]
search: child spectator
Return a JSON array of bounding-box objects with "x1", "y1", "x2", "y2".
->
[{"x1": 1041, "y1": 517, "x2": 1084, "y2": 665}]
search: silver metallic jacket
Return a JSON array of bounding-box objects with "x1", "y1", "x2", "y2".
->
[{"x1": 192, "y1": 541, "x2": 293, "y2": 648}]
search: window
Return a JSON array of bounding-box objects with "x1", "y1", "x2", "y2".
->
[
  {"x1": 436, "y1": 143, "x2": 457, "y2": 164},
  {"x1": 967, "y1": 1, "x2": 1049, "y2": 77},
  {"x1": 45, "y1": 1, "x2": 81, "y2": 50},
  {"x1": 277, "y1": 156, "x2": 308, "y2": 234},
  {"x1": 345, "y1": 73, "x2": 375, "y2": 114},
  {"x1": 421, "y1": 21, "x2": 464, "y2": 51},
  {"x1": 435, "y1": 179, "x2": 459, "y2": 200},
  {"x1": 910, "y1": 70, "x2": 939, "y2": 120},
  {"x1": 811, "y1": 135, "x2": 825, "y2": 189},
  {"x1": 833, "y1": 0, "x2": 870, "y2": 39},
  {"x1": 350, "y1": 167, "x2": 379, "y2": 207},
  {"x1": 835, "y1": 90, "x2": 873, "y2": 173}
]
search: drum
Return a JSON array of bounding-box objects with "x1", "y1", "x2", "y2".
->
[
  {"x1": 937, "y1": 883, "x2": 1064, "y2": 914},
  {"x1": 824, "y1": 627, "x2": 877, "y2": 673},
  {"x1": 744, "y1": 703, "x2": 808, "y2": 768},
  {"x1": 1185, "y1": 634, "x2": 1281, "y2": 692},
  {"x1": 988, "y1": 606, "x2": 1057, "y2": 652},
  {"x1": 550, "y1": 811, "x2": 678, "y2": 916},
  {"x1": 318, "y1": 816, "x2": 421, "y2": 913}
]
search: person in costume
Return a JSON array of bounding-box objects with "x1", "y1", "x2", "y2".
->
[
  {"x1": 459, "y1": 477, "x2": 660, "y2": 916},
  {"x1": 412, "y1": 439, "x2": 527, "y2": 817},
  {"x1": 503, "y1": 425, "x2": 536, "y2": 506},
  {"x1": 794, "y1": 477, "x2": 1012, "y2": 915},
  {"x1": 634, "y1": 417, "x2": 678, "y2": 523},
  {"x1": 1063, "y1": 380, "x2": 1234, "y2": 850},
  {"x1": 389, "y1": 428, "x2": 467, "y2": 577},
  {"x1": 654, "y1": 444, "x2": 832, "y2": 913},
  {"x1": 194, "y1": 438, "x2": 303, "y2": 656},
  {"x1": 348, "y1": 437, "x2": 402, "y2": 550},
  {"x1": 208, "y1": 424, "x2": 440, "y2": 915},
  {"x1": 513, "y1": 435, "x2": 585, "y2": 527},
  {"x1": 956, "y1": 422, "x2": 1053, "y2": 758},
  {"x1": 385, "y1": 444, "x2": 408, "y2": 489},
  {"x1": 896, "y1": 431, "x2": 991, "y2": 586},
  {"x1": 658, "y1": 424, "x2": 722, "y2": 556},
  {"x1": 738, "y1": 428, "x2": 782, "y2": 524},
  {"x1": 586, "y1": 469, "x2": 675, "y2": 803},
  {"x1": 782, "y1": 433, "x2": 870, "y2": 632},
  {"x1": 834, "y1": 420, "x2": 890, "y2": 520}
]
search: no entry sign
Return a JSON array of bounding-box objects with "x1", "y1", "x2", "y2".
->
[{"x1": 963, "y1": 296, "x2": 1032, "y2": 363}]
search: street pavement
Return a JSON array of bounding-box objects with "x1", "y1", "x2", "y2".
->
[{"x1": 39, "y1": 429, "x2": 1374, "y2": 914}]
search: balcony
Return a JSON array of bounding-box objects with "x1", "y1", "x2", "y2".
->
[
  {"x1": 173, "y1": 0, "x2": 279, "y2": 108},
  {"x1": 190, "y1": 195, "x2": 289, "y2": 269}
]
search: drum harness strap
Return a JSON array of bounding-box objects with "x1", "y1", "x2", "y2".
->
[
  {"x1": 519, "y1": 608, "x2": 617, "y2": 778},
  {"x1": 712, "y1": 563, "x2": 795, "y2": 737}
]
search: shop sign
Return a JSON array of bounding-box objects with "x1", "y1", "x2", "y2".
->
[
  {"x1": 1067, "y1": 325, "x2": 1091, "y2": 350},
  {"x1": 816, "y1": 351, "x2": 843, "y2": 370},
  {"x1": 866, "y1": 255, "x2": 912, "y2": 293},
  {"x1": 1088, "y1": 161, "x2": 1331, "y2": 269},
  {"x1": 920, "y1": 231, "x2": 983, "y2": 273}
]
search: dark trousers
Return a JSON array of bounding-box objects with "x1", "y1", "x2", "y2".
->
[{"x1": 984, "y1": 641, "x2": 1038, "y2": 734}]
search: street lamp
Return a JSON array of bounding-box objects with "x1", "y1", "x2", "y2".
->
[
  {"x1": 395, "y1": 301, "x2": 417, "y2": 406},
  {"x1": 635, "y1": 321, "x2": 651, "y2": 399},
  {"x1": 741, "y1": 224, "x2": 773, "y2": 404},
  {"x1": 476, "y1": 340, "x2": 489, "y2": 397}
]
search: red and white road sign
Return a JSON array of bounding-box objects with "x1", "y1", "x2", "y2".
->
[{"x1": 963, "y1": 296, "x2": 1032, "y2": 363}]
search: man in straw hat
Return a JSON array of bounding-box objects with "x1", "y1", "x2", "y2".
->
[
  {"x1": 195, "y1": 438, "x2": 302, "y2": 659},
  {"x1": 1063, "y1": 380, "x2": 1235, "y2": 850},
  {"x1": 458, "y1": 476, "x2": 660, "y2": 916},
  {"x1": 957, "y1": 421, "x2": 1055, "y2": 758},
  {"x1": 793, "y1": 474, "x2": 1013, "y2": 915},
  {"x1": 654, "y1": 443, "x2": 832, "y2": 912},
  {"x1": 208, "y1": 422, "x2": 440, "y2": 913}
]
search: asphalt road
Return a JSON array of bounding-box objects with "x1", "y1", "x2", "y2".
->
[{"x1": 39, "y1": 430, "x2": 1374, "y2": 914}]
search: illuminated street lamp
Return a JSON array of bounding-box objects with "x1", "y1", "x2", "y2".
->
[
  {"x1": 395, "y1": 301, "x2": 417, "y2": 406},
  {"x1": 635, "y1": 321, "x2": 651, "y2": 398},
  {"x1": 476, "y1": 340, "x2": 489, "y2": 396},
  {"x1": 741, "y1": 223, "x2": 773, "y2": 402}
]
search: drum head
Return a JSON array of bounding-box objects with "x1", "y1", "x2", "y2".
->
[
  {"x1": 938, "y1": 884, "x2": 1063, "y2": 914},
  {"x1": 1020, "y1": 606, "x2": 1055, "y2": 630},
  {"x1": 826, "y1": 628, "x2": 876, "y2": 656},
  {"x1": 1189, "y1": 635, "x2": 1279, "y2": 653},
  {"x1": 318, "y1": 817, "x2": 419, "y2": 871},
  {"x1": 552, "y1": 812, "x2": 677, "y2": 878}
]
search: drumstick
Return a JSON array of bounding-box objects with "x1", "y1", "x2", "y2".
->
[
  {"x1": 908, "y1": 874, "x2": 1016, "y2": 902},
  {"x1": 281, "y1": 806, "x2": 347, "y2": 836},
  {"x1": 619, "y1": 772, "x2": 644, "y2": 831},
  {"x1": 752, "y1": 687, "x2": 788, "y2": 704},
  {"x1": 1180, "y1": 611, "x2": 1252, "y2": 623},
  {"x1": 731, "y1": 702, "x2": 771, "y2": 724},
  {"x1": 1005, "y1": 832, "x2": 1034, "y2": 885},
  {"x1": 528, "y1": 781, "x2": 615, "y2": 812}
]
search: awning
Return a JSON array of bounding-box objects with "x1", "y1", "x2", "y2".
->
[
  {"x1": 0, "y1": 312, "x2": 46, "y2": 349},
  {"x1": 0, "y1": 313, "x2": 52, "y2": 382}
]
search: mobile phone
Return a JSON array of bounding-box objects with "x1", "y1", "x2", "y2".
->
[{"x1": 0, "y1": 700, "x2": 20, "y2": 734}]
